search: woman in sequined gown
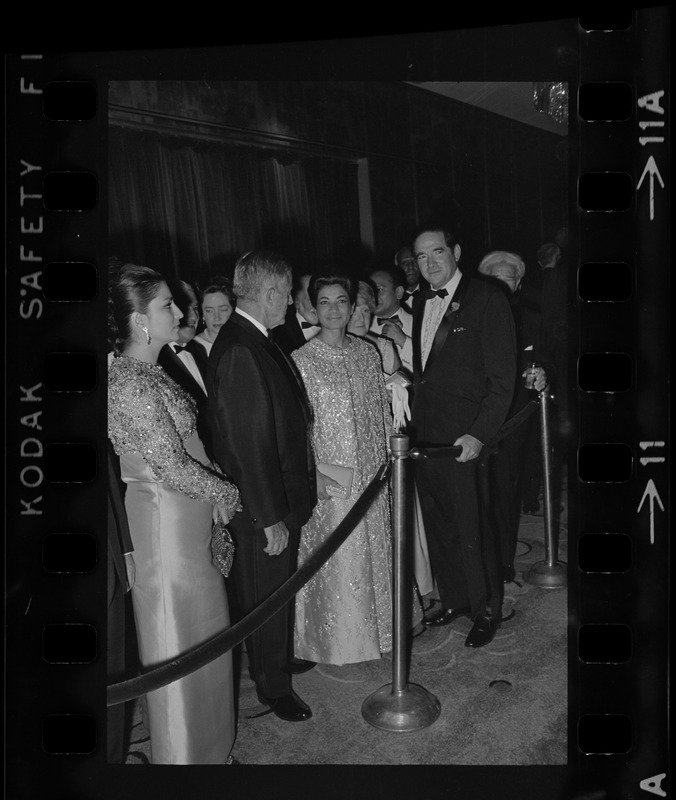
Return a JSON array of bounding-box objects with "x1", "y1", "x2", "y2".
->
[
  {"x1": 292, "y1": 272, "x2": 394, "y2": 665},
  {"x1": 107, "y1": 264, "x2": 241, "y2": 765}
]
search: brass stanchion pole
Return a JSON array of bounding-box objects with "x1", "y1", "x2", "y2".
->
[
  {"x1": 362, "y1": 434, "x2": 441, "y2": 731},
  {"x1": 523, "y1": 390, "x2": 567, "y2": 588}
]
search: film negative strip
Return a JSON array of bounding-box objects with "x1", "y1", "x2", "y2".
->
[{"x1": 5, "y1": 7, "x2": 669, "y2": 798}]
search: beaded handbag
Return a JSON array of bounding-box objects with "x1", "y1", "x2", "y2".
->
[{"x1": 211, "y1": 518, "x2": 235, "y2": 577}]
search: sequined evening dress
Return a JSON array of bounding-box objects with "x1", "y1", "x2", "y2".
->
[
  {"x1": 291, "y1": 335, "x2": 393, "y2": 665},
  {"x1": 108, "y1": 355, "x2": 240, "y2": 764}
]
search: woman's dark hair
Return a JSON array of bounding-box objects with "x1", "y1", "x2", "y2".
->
[
  {"x1": 108, "y1": 262, "x2": 165, "y2": 353},
  {"x1": 166, "y1": 278, "x2": 198, "y2": 318},
  {"x1": 308, "y1": 270, "x2": 358, "y2": 307},
  {"x1": 194, "y1": 277, "x2": 236, "y2": 334},
  {"x1": 199, "y1": 277, "x2": 236, "y2": 307}
]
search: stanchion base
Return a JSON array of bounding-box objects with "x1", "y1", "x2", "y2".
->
[
  {"x1": 362, "y1": 683, "x2": 441, "y2": 732},
  {"x1": 523, "y1": 560, "x2": 568, "y2": 588}
]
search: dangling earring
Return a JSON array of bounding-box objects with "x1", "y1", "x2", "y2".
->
[{"x1": 141, "y1": 325, "x2": 152, "y2": 345}]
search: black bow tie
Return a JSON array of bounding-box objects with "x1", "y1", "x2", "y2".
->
[
  {"x1": 423, "y1": 288, "x2": 449, "y2": 299},
  {"x1": 377, "y1": 314, "x2": 402, "y2": 326},
  {"x1": 173, "y1": 343, "x2": 185, "y2": 353},
  {"x1": 301, "y1": 321, "x2": 320, "y2": 329}
]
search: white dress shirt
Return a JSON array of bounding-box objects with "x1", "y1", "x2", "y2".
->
[
  {"x1": 176, "y1": 334, "x2": 213, "y2": 396},
  {"x1": 421, "y1": 269, "x2": 462, "y2": 370},
  {"x1": 402, "y1": 284, "x2": 421, "y2": 311},
  {"x1": 296, "y1": 310, "x2": 321, "y2": 341},
  {"x1": 235, "y1": 307, "x2": 268, "y2": 337}
]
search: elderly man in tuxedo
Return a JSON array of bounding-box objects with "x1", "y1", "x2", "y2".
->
[
  {"x1": 410, "y1": 225, "x2": 517, "y2": 648},
  {"x1": 206, "y1": 251, "x2": 317, "y2": 722},
  {"x1": 477, "y1": 251, "x2": 550, "y2": 583}
]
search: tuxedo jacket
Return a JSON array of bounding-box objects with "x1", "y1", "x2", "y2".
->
[
  {"x1": 182, "y1": 337, "x2": 210, "y2": 381},
  {"x1": 158, "y1": 343, "x2": 213, "y2": 457},
  {"x1": 271, "y1": 307, "x2": 309, "y2": 356},
  {"x1": 410, "y1": 274, "x2": 517, "y2": 448},
  {"x1": 158, "y1": 343, "x2": 207, "y2": 400},
  {"x1": 508, "y1": 289, "x2": 554, "y2": 416},
  {"x1": 206, "y1": 312, "x2": 317, "y2": 531}
]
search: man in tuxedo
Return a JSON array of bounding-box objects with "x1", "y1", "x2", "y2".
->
[
  {"x1": 369, "y1": 265, "x2": 413, "y2": 375},
  {"x1": 396, "y1": 245, "x2": 427, "y2": 310},
  {"x1": 272, "y1": 272, "x2": 320, "y2": 355},
  {"x1": 410, "y1": 225, "x2": 517, "y2": 648},
  {"x1": 477, "y1": 251, "x2": 550, "y2": 583},
  {"x1": 206, "y1": 251, "x2": 317, "y2": 722},
  {"x1": 158, "y1": 279, "x2": 213, "y2": 450}
]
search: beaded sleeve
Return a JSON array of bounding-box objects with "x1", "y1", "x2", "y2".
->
[
  {"x1": 362, "y1": 338, "x2": 395, "y2": 444},
  {"x1": 108, "y1": 358, "x2": 241, "y2": 514}
]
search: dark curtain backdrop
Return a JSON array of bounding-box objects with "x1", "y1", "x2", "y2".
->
[{"x1": 108, "y1": 127, "x2": 362, "y2": 285}]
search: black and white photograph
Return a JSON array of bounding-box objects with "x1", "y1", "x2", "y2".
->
[
  {"x1": 106, "y1": 76, "x2": 571, "y2": 769},
  {"x1": 5, "y1": 6, "x2": 669, "y2": 800}
]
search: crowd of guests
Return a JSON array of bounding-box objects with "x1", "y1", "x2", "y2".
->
[{"x1": 107, "y1": 224, "x2": 568, "y2": 764}]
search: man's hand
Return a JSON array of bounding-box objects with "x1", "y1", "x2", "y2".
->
[
  {"x1": 263, "y1": 521, "x2": 290, "y2": 556},
  {"x1": 316, "y1": 469, "x2": 342, "y2": 501},
  {"x1": 214, "y1": 504, "x2": 234, "y2": 525},
  {"x1": 521, "y1": 365, "x2": 548, "y2": 392},
  {"x1": 453, "y1": 433, "x2": 483, "y2": 463},
  {"x1": 381, "y1": 320, "x2": 407, "y2": 348}
]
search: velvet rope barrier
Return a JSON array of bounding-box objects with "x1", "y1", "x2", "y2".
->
[{"x1": 107, "y1": 461, "x2": 391, "y2": 707}]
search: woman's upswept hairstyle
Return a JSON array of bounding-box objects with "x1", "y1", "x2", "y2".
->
[
  {"x1": 308, "y1": 269, "x2": 358, "y2": 308},
  {"x1": 108, "y1": 261, "x2": 165, "y2": 353}
]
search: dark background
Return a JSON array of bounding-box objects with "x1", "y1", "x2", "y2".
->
[{"x1": 107, "y1": 79, "x2": 568, "y2": 287}]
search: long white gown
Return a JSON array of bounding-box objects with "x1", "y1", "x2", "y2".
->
[
  {"x1": 292, "y1": 335, "x2": 393, "y2": 665},
  {"x1": 108, "y1": 354, "x2": 240, "y2": 764}
]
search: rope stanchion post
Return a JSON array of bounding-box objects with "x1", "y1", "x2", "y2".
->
[
  {"x1": 523, "y1": 389, "x2": 567, "y2": 588},
  {"x1": 362, "y1": 433, "x2": 441, "y2": 732}
]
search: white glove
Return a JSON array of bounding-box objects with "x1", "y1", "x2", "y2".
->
[{"x1": 390, "y1": 382, "x2": 411, "y2": 433}]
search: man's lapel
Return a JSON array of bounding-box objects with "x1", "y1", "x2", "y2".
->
[
  {"x1": 425, "y1": 274, "x2": 471, "y2": 373},
  {"x1": 234, "y1": 312, "x2": 311, "y2": 418}
]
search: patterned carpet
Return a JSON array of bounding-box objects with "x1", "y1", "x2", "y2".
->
[{"x1": 123, "y1": 492, "x2": 567, "y2": 765}]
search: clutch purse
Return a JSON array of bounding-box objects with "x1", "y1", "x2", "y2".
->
[
  {"x1": 317, "y1": 463, "x2": 354, "y2": 499},
  {"x1": 385, "y1": 369, "x2": 412, "y2": 389},
  {"x1": 211, "y1": 517, "x2": 235, "y2": 577}
]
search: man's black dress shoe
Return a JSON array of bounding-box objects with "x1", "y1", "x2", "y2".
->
[
  {"x1": 422, "y1": 606, "x2": 471, "y2": 627},
  {"x1": 464, "y1": 615, "x2": 500, "y2": 648},
  {"x1": 257, "y1": 690, "x2": 312, "y2": 722},
  {"x1": 502, "y1": 566, "x2": 516, "y2": 584},
  {"x1": 284, "y1": 657, "x2": 316, "y2": 675}
]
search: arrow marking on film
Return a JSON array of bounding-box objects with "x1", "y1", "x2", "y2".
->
[
  {"x1": 637, "y1": 155, "x2": 665, "y2": 221},
  {"x1": 637, "y1": 479, "x2": 665, "y2": 544}
]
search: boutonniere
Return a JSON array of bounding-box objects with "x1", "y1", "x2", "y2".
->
[
  {"x1": 453, "y1": 326, "x2": 467, "y2": 333},
  {"x1": 450, "y1": 302, "x2": 460, "y2": 313}
]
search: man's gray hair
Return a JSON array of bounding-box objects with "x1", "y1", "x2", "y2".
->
[
  {"x1": 233, "y1": 250, "x2": 293, "y2": 301},
  {"x1": 478, "y1": 250, "x2": 526, "y2": 281}
]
